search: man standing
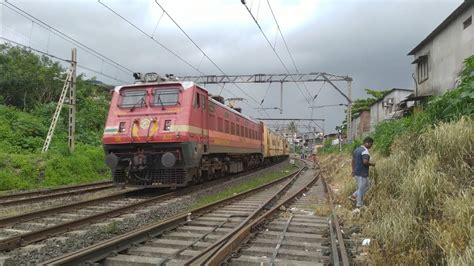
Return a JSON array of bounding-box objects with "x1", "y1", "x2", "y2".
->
[{"x1": 350, "y1": 137, "x2": 375, "y2": 209}]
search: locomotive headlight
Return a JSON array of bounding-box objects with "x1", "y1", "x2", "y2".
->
[
  {"x1": 144, "y1": 72, "x2": 159, "y2": 83},
  {"x1": 164, "y1": 120, "x2": 171, "y2": 131}
]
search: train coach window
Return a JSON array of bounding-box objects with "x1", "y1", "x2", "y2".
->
[
  {"x1": 231, "y1": 122, "x2": 235, "y2": 135},
  {"x1": 240, "y1": 125, "x2": 244, "y2": 137},
  {"x1": 152, "y1": 89, "x2": 179, "y2": 106},
  {"x1": 236, "y1": 124, "x2": 240, "y2": 136},
  {"x1": 119, "y1": 90, "x2": 146, "y2": 108}
]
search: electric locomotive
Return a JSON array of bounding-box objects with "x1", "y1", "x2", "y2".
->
[{"x1": 103, "y1": 73, "x2": 288, "y2": 188}]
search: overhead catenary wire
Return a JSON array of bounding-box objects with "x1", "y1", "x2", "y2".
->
[
  {"x1": 99, "y1": 1, "x2": 266, "y2": 116},
  {"x1": 266, "y1": 0, "x2": 312, "y2": 98},
  {"x1": 98, "y1": 0, "x2": 205, "y2": 76},
  {"x1": 3, "y1": 0, "x2": 135, "y2": 76},
  {"x1": 153, "y1": 0, "x2": 265, "y2": 110},
  {"x1": 0, "y1": 36, "x2": 130, "y2": 84},
  {"x1": 241, "y1": 1, "x2": 313, "y2": 106}
]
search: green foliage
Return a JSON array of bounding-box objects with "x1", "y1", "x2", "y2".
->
[
  {"x1": 351, "y1": 88, "x2": 391, "y2": 115},
  {"x1": 373, "y1": 56, "x2": 474, "y2": 155},
  {"x1": 0, "y1": 45, "x2": 112, "y2": 191},
  {"x1": 364, "y1": 118, "x2": 473, "y2": 264}
]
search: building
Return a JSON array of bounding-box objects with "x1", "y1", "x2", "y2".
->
[
  {"x1": 350, "y1": 110, "x2": 371, "y2": 140},
  {"x1": 370, "y1": 88, "x2": 413, "y2": 131},
  {"x1": 409, "y1": 1, "x2": 473, "y2": 96}
]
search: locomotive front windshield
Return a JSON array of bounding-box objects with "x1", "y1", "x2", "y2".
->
[
  {"x1": 119, "y1": 90, "x2": 146, "y2": 108},
  {"x1": 152, "y1": 88, "x2": 179, "y2": 106}
]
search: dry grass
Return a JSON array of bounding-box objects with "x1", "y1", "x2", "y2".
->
[{"x1": 320, "y1": 117, "x2": 473, "y2": 264}]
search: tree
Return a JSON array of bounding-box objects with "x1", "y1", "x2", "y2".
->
[{"x1": 287, "y1": 121, "x2": 298, "y2": 134}]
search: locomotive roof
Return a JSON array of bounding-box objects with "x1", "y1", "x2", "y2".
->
[
  {"x1": 113, "y1": 81, "x2": 195, "y2": 93},
  {"x1": 114, "y1": 81, "x2": 260, "y2": 125}
]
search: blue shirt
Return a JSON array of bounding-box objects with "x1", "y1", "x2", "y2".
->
[{"x1": 353, "y1": 146, "x2": 370, "y2": 177}]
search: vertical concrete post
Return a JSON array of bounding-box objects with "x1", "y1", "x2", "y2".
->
[
  {"x1": 68, "y1": 48, "x2": 77, "y2": 152},
  {"x1": 347, "y1": 80, "x2": 352, "y2": 143}
]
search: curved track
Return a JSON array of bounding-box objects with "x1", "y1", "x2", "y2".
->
[{"x1": 39, "y1": 160, "x2": 350, "y2": 266}]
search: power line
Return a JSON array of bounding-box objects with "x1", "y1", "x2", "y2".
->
[
  {"x1": 0, "y1": 36, "x2": 130, "y2": 84},
  {"x1": 98, "y1": 0, "x2": 205, "y2": 76},
  {"x1": 3, "y1": 1, "x2": 134, "y2": 75},
  {"x1": 153, "y1": 0, "x2": 265, "y2": 110},
  {"x1": 241, "y1": 1, "x2": 313, "y2": 106},
  {"x1": 266, "y1": 0, "x2": 312, "y2": 98}
]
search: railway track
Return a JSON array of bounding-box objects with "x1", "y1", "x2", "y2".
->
[
  {"x1": 0, "y1": 161, "x2": 291, "y2": 254},
  {"x1": 39, "y1": 160, "x2": 349, "y2": 266},
  {"x1": 0, "y1": 181, "x2": 114, "y2": 207}
]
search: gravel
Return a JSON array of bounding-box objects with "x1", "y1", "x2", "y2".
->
[{"x1": 1, "y1": 160, "x2": 291, "y2": 265}]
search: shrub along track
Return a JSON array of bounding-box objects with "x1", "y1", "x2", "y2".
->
[
  {"x1": 0, "y1": 161, "x2": 289, "y2": 254},
  {"x1": 0, "y1": 181, "x2": 114, "y2": 207},
  {"x1": 39, "y1": 160, "x2": 349, "y2": 266}
]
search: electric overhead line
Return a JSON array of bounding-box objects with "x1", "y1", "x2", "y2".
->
[
  {"x1": 98, "y1": 0, "x2": 205, "y2": 76},
  {"x1": 241, "y1": 1, "x2": 313, "y2": 106},
  {"x1": 0, "y1": 36, "x2": 130, "y2": 84},
  {"x1": 153, "y1": 0, "x2": 266, "y2": 111},
  {"x1": 3, "y1": 1, "x2": 134, "y2": 76},
  {"x1": 266, "y1": 0, "x2": 312, "y2": 96},
  {"x1": 98, "y1": 0, "x2": 266, "y2": 116}
]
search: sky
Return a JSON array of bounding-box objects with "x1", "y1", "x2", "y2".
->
[{"x1": 0, "y1": 0, "x2": 464, "y2": 134}]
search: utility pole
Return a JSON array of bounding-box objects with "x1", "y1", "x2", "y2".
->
[
  {"x1": 42, "y1": 48, "x2": 77, "y2": 153},
  {"x1": 68, "y1": 48, "x2": 77, "y2": 152},
  {"x1": 347, "y1": 80, "x2": 352, "y2": 143},
  {"x1": 280, "y1": 81, "x2": 283, "y2": 114}
]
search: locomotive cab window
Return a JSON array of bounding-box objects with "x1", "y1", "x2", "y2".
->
[
  {"x1": 194, "y1": 92, "x2": 201, "y2": 109},
  {"x1": 119, "y1": 90, "x2": 147, "y2": 108},
  {"x1": 152, "y1": 89, "x2": 179, "y2": 107}
]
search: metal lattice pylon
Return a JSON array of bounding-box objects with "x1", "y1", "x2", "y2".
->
[{"x1": 41, "y1": 67, "x2": 73, "y2": 153}]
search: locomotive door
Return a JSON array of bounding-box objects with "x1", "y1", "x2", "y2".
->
[
  {"x1": 194, "y1": 89, "x2": 209, "y2": 152},
  {"x1": 200, "y1": 92, "x2": 209, "y2": 152}
]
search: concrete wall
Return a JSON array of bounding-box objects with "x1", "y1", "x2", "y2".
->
[
  {"x1": 413, "y1": 5, "x2": 474, "y2": 96},
  {"x1": 370, "y1": 89, "x2": 413, "y2": 131}
]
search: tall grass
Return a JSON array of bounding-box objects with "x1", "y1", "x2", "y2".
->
[{"x1": 363, "y1": 117, "x2": 473, "y2": 264}]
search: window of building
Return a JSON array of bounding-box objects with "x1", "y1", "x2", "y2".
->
[
  {"x1": 464, "y1": 16, "x2": 472, "y2": 29},
  {"x1": 225, "y1": 120, "x2": 229, "y2": 133},
  {"x1": 417, "y1": 56, "x2": 429, "y2": 83}
]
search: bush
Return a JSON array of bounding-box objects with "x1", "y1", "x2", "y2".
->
[{"x1": 364, "y1": 118, "x2": 473, "y2": 264}]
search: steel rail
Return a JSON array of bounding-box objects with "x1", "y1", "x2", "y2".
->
[
  {"x1": 0, "y1": 181, "x2": 113, "y2": 203},
  {"x1": 322, "y1": 175, "x2": 350, "y2": 266},
  {"x1": 39, "y1": 166, "x2": 303, "y2": 266},
  {"x1": 0, "y1": 184, "x2": 115, "y2": 207},
  {"x1": 183, "y1": 167, "x2": 305, "y2": 265},
  {"x1": 202, "y1": 169, "x2": 320, "y2": 265},
  {"x1": 0, "y1": 188, "x2": 142, "y2": 228}
]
